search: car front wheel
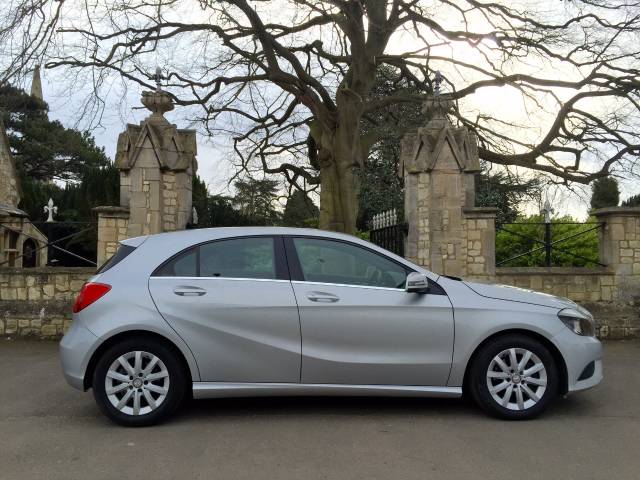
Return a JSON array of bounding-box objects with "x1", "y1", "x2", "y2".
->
[
  {"x1": 92, "y1": 337, "x2": 186, "y2": 426},
  {"x1": 469, "y1": 334, "x2": 559, "y2": 420}
]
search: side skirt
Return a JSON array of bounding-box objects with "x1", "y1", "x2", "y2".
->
[{"x1": 192, "y1": 382, "x2": 462, "y2": 400}]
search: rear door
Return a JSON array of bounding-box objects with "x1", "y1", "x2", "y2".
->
[
  {"x1": 285, "y1": 236, "x2": 454, "y2": 386},
  {"x1": 148, "y1": 235, "x2": 301, "y2": 383}
]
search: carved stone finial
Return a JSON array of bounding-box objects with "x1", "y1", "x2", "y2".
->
[
  {"x1": 422, "y1": 94, "x2": 454, "y2": 130},
  {"x1": 141, "y1": 90, "x2": 174, "y2": 120},
  {"x1": 421, "y1": 71, "x2": 454, "y2": 128}
]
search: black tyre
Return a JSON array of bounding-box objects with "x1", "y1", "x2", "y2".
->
[
  {"x1": 93, "y1": 337, "x2": 187, "y2": 427},
  {"x1": 468, "y1": 334, "x2": 559, "y2": 420}
]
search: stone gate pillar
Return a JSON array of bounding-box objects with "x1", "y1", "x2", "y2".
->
[
  {"x1": 115, "y1": 89, "x2": 197, "y2": 237},
  {"x1": 400, "y1": 95, "x2": 496, "y2": 278},
  {"x1": 95, "y1": 88, "x2": 197, "y2": 265},
  {"x1": 593, "y1": 207, "x2": 640, "y2": 301}
]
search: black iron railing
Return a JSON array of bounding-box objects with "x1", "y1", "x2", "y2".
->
[
  {"x1": 370, "y1": 223, "x2": 408, "y2": 257},
  {"x1": 369, "y1": 209, "x2": 407, "y2": 257},
  {"x1": 496, "y1": 221, "x2": 604, "y2": 267}
]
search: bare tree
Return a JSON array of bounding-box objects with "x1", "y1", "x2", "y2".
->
[{"x1": 2, "y1": 0, "x2": 639, "y2": 233}]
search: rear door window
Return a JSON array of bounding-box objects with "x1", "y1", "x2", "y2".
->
[
  {"x1": 153, "y1": 237, "x2": 278, "y2": 279},
  {"x1": 154, "y1": 247, "x2": 198, "y2": 277},
  {"x1": 199, "y1": 237, "x2": 276, "y2": 279}
]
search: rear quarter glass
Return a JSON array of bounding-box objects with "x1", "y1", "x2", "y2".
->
[{"x1": 96, "y1": 244, "x2": 136, "y2": 273}]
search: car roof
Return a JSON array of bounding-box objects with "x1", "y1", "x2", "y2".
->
[{"x1": 122, "y1": 226, "x2": 366, "y2": 245}]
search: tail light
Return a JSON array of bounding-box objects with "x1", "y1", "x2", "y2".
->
[{"x1": 73, "y1": 282, "x2": 111, "y2": 313}]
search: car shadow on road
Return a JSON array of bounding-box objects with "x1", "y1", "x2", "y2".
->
[
  {"x1": 169, "y1": 392, "x2": 602, "y2": 425},
  {"x1": 176, "y1": 395, "x2": 475, "y2": 421},
  {"x1": 63, "y1": 388, "x2": 604, "y2": 428}
]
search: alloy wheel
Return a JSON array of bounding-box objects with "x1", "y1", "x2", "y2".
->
[
  {"x1": 105, "y1": 351, "x2": 170, "y2": 416},
  {"x1": 486, "y1": 347, "x2": 547, "y2": 411}
]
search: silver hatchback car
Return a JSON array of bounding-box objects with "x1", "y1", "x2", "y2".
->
[{"x1": 60, "y1": 227, "x2": 602, "y2": 426}]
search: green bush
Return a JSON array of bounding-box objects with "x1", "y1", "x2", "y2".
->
[
  {"x1": 590, "y1": 177, "x2": 619, "y2": 210},
  {"x1": 496, "y1": 215, "x2": 600, "y2": 267}
]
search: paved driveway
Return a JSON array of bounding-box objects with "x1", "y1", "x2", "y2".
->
[{"x1": 0, "y1": 340, "x2": 638, "y2": 480}]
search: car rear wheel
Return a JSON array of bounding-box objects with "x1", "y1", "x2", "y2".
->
[
  {"x1": 469, "y1": 334, "x2": 559, "y2": 420},
  {"x1": 92, "y1": 337, "x2": 186, "y2": 426}
]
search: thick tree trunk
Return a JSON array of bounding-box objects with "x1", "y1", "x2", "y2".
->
[
  {"x1": 315, "y1": 88, "x2": 368, "y2": 234},
  {"x1": 318, "y1": 158, "x2": 359, "y2": 233}
]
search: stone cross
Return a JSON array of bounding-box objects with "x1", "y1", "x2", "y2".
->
[{"x1": 44, "y1": 197, "x2": 57, "y2": 222}]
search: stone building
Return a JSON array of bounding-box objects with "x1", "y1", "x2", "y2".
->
[
  {"x1": 95, "y1": 88, "x2": 197, "y2": 265},
  {"x1": 0, "y1": 118, "x2": 47, "y2": 268}
]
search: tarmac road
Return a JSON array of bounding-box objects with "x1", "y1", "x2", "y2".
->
[{"x1": 0, "y1": 339, "x2": 638, "y2": 480}]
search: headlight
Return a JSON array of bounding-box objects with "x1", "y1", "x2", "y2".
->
[{"x1": 558, "y1": 307, "x2": 595, "y2": 337}]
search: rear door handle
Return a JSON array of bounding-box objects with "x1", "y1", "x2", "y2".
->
[
  {"x1": 306, "y1": 291, "x2": 339, "y2": 303},
  {"x1": 173, "y1": 286, "x2": 207, "y2": 296}
]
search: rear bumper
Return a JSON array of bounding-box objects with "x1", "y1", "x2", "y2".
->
[
  {"x1": 552, "y1": 327, "x2": 603, "y2": 393},
  {"x1": 59, "y1": 318, "x2": 99, "y2": 391}
]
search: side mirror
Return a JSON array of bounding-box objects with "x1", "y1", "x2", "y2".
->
[{"x1": 405, "y1": 272, "x2": 430, "y2": 294}]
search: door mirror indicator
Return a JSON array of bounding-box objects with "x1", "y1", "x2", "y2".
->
[{"x1": 405, "y1": 272, "x2": 430, "y2": 294}]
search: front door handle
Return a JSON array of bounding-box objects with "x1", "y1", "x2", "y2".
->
[
  {"x1": 306, "y1": 291, "x2": 339, "y2": 303},
  {"x1": 173, "y1": 286, "x2": 207, "y2": 296}
]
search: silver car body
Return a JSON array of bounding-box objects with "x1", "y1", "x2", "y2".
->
[{"x1": 60, "y1": 227, "x2": 603, "y2": 399}]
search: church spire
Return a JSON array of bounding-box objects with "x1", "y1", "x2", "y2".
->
[{"x1": 31, "y1": 65, "x2": 43, "y2": 101}]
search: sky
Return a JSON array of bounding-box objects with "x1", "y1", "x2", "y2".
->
[
  {"x1": 39, "y1": 69, "x2": 634, "y2": 221},
  {"x1": 41, "y1": 74, "x2": 236, "y2": 199},
  {"x1": 27, "y1": 0, "x2": 640, "y2": 221}
]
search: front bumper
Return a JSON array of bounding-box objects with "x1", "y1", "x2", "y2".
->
[
  {"x1": 59, "y1": 318, "x2": 99, "y2": 390},
  {"x1": 570, "y1": 359, "x2": 603, "y2": 393},
  {"x1": 552, "y1": 327, "x2": 603, "y2": 393}
]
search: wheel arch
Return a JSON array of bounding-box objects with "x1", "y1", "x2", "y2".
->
[
  {"x1": 462, "y1": 328, "x2": 569, "y2": 395},
  {"x1": 83, "y1": 330, "x2": 194, "y2": 391}
]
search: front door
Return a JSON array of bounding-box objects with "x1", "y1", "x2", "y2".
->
[
  {"x1": 149, "y1": 236, "x2": 301, "y2": 383},
  {"x1": 286, "y1": 236, "x2": 454, "y2": 386}
]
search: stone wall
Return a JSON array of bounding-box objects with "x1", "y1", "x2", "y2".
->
[
  {"x1": 0, "y1": 267, "x2": 94, "y2": 338},
  {"x1": 495, "y1": 267, "x2": 615, "y2": 303},
  {"x1": 458, "y1": 209, "x2": 640, "y2": 339},
  {"x1": 95, "y1": 207, "x2": 130, "y2": 266},
  {"x1": 492, "y1": 267, "x2": 638, "y2": 338}
]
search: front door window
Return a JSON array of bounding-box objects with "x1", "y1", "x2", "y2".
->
[{"x1": 292, "y1": 237, "x2": 407, "y2": 289}]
